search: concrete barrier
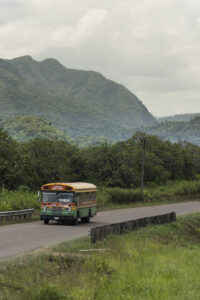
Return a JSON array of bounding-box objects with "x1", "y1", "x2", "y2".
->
[
  {"x1": 0, "y1": 209, "x2": 34, "y2": 224},
  {"x1": 88, "y1": 212, "x2": 176, "y2": 243}
]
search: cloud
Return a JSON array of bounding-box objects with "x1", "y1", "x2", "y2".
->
[
  {"x1": 0, "y1": 0, "x2": 200, "y2": 116},
  {"x1": 50, "y1": 9, "x2": 109, "y2": 48}
]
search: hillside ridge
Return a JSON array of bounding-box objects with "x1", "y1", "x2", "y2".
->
[{"x1": 0, "y1": 55, "x2": 156, "y2": 139}]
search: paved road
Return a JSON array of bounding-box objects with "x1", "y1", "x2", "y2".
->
[{"x1": 1, "y1": 201, "x2": 200, "y2": 261}]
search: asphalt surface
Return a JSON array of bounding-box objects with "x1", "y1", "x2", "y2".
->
[{"x1": 1, "y1": 201, "x2": 200, "y2": 261}]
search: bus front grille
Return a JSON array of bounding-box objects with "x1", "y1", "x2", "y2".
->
[{"x1": 51, "y1": 208, "x2": 63, "y2": 213}]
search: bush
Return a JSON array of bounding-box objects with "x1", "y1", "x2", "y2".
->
[
  {"x1": 107, "y1": 187, "x2": 143, "y2": 204},
  {"x1": 100, "y1": 179, "x2": 200, "y2": 207},
  {"x1": 27, "y1": 286, "x2": 69, "y2": 300}
]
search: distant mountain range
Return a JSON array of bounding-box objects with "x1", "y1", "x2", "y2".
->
[
  {"x1": 141, "y1": 115, "x2": 200, "y2": 145},
  {"x1": 0, "y1": 55, "x2": 156, "y2": 141},
  {"x1": 158, "y1": 113, "x2": 200, "y2": 122}
]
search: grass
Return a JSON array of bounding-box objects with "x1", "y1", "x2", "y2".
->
[
  {"x1": 97, "y1": 179, "x2": 200, "y2": 210},
  {"x1": 0, "y1": 188, "x2": 40, "y2": 225},
  {"x1": 1, "y1": 213, "x2": 200, "y2": 299},
  {"x1": 0, "y1": 188, "x2": 39, "y2": 212}
]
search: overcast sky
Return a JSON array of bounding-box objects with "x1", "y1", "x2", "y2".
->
[{"x1": 0, "y1": 0, "x2": 200, "y2": 116}]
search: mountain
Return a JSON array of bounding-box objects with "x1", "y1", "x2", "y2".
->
[
  {"x1": 0, "y1": 116, "x2": 70, "y2": 143},
  {"x1": 0, "y1": 55, "x2": 156, "y2": 140},
  {"x1": 158, "y1": 113, "x2": 200, "y2": 122},
  {"x1": 140, "y1": 116, "x2": 200, "y2": 145}
]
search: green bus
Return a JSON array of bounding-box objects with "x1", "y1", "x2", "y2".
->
[{"x1": 39, "y1": 182, "x2": 97, "y2": 225}]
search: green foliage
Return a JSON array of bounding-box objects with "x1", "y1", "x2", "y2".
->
[
  {"x1": 105, "y1": 187, "x2": 143, "y2": 204},
  {"x1": 27, "y1": 285, "x2": 68, "y2": 300},
  {"x1": 0, "y1": 128, "x2": 24, "y2": 189},
  {"x1": 22, "y1": 138, "x2": 84, "y2": 189},
  {"x1": 98, "y1": 179, "x2": 200, "y2": 207},
  {"x1": 0, "y1": 189, "x2": 39, "y2": 211},
  {"x1": 0, "y1": 116, "x2": 71, "y2": 143}
]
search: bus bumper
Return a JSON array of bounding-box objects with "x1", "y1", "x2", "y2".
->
[{"x1": 40, "y1": 215, "x2": 75, "y2": 221}]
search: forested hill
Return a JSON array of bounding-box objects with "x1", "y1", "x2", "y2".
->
[
  {"x1": 141, "y1": 116, "x2": 200, "y2": 145},
  {"x1": 0, "y1": 116, "x2": 71, "y2": 143},
  {"x1": 0, "y1": 55, "x2": 156, "y2": 139}
]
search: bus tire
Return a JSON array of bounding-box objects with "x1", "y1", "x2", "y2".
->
[
  {"x1": 72, "y1": 212, "x2": 79, "y2": 225},
  {"x1": 85, "y1": 211, "x2": 91, "y2": 223},
  {"x1": 44, "y1": 219, "x2": 49, "y2": 224}
]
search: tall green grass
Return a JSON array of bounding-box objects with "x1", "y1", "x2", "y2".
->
[
  {"x1": 1, "y1": 214, "x2": 200, "y2": 299},
  {"x1": 0, "y1": 188, "x2": 39, "y2": 211},
  {"x1": 98, "y1": 179, "x2": 200, "y2": 208}
]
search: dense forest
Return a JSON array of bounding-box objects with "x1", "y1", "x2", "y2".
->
[
  {"x1": 1, "y1": 127, "x2": 200, "y2": 190},
  {"x1": 0, "y1": 116, "x2": 71, "y2": 143}
]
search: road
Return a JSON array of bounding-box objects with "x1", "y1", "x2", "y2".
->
[{"x1": 1, "y1": 201, "x2": 200, "y2": 261}]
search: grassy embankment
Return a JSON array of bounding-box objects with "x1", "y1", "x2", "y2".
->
[{"x1": 1, "y1": 213, "x2": 200, "y2": 299}]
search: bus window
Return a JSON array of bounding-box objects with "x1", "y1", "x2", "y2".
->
[
  {"x1": 42, "y1": 192, "x2": 57, "y2": 203},
  {"x1": 58, "y1": 192, "x2": 74, "y2": 203},
  {"x1": 42, "y1": 192, "x2": 74, "y2": 203}
]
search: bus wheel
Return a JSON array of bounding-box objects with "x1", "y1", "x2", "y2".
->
[
  {"x1": 72, "y1": 218, "x2": 78, "y2": 225},
  {"x1": 44, "y1": 219, "x2": 49, "y2": 224},
  {"x1": 72, "y1": 212, "x2": 79, "y2": 225},
  {"x1": 85, "y1": 211, "x2": 91, "y2": 223}
]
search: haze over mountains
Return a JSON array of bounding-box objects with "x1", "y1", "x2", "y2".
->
[{"x1": 0, "y1": 55, "x2": 156, "y2": 142}]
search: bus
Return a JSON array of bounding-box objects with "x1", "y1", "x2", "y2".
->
[{"x1": 39, "y1": 182, "x2": 97, "y2": 225}]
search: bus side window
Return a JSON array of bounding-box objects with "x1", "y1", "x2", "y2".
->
[
  {"x1": 76, "y1": 193, "x2": 81, "y2": 201},
  {"x1": 82, "y1": 193, "x2": 86, "y2": 201}
]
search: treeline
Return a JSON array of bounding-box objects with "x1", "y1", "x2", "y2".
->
[{"x1": 1, "y1": 128, "x2": 200, "y2": 190}]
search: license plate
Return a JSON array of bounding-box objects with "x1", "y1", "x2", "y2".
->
[{"x1": 54, "y1": 217, "x2": 59, "y2": 220}]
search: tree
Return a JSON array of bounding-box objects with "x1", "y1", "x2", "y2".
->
[{"x1": 0, "y1": 128, "x2": 23, "y2": 189}]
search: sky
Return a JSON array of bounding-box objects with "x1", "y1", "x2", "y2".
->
[{"x1": 0, "y1": 0, "x2": 200, "y2": 117}]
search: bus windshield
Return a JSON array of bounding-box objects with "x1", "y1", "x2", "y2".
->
[{"x1": 42, "y1": 192, "x2": 74, "y2": 203}]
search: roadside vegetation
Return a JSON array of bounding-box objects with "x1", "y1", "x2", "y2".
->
[
  {"x1": 1, "y1": 178, "x2": 200, "y2": 215},
  {"x1": 98, "y1": 178, "x2": 200, "y2": 209},
  {"x1": 1, "y1": 213, "x2": 200, "y2": 299},
  {"x1": 0, "y1": 189, "x2": 39, "y2": 212}
]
